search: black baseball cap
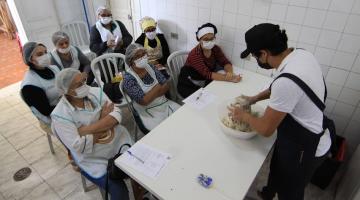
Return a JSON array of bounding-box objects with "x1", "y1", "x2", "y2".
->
[{"x1": 240, "y1": 23, "x2": 281, "y2": 59}]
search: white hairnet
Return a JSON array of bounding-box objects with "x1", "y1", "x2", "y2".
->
[
  {"x1": 22, "y1": 42, "x2": 46, "y2": 67},
  {"x1": 96, "y1": 6, "x2": 109, "y2": 16},
  {"x1": 55, "y1": 68, "x2": 80, "y2": 95},
  {"x1": 125, "y1": 43, "x2": 146, "y2": 66},
  {"x1": 52, "y1": 31, "x2": 69, "y2": 46}
]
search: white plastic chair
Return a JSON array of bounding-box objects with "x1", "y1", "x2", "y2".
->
[
  {"x1": 19, "y1": 92, "x2": 55, "y2": 154},
  {"x1": 61, "y1": 21, "x2": 95, "y2": 60},
  {"x1": 167, "y1": 50, "x2": 189, "y2": 103},
  {"x1": 90, "y1": 53, "x2": 125, "y2": 86}
]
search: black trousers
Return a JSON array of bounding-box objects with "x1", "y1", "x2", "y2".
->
[{"x1": 262, "y1": 143, "x2": 328, "y2": 200}]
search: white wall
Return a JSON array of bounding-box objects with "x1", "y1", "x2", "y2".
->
[
  {"x1": 54, "y1": 0, "x2": 85, "y2": 26},
  {"x1": 136, "y1": 0, "x2": 360, "y2": 155}
]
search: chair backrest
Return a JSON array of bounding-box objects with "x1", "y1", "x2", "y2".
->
[
  {"x1": 90, "y1": 53, "x2": 126, "y2": 87},
  {"x1": 167, "y1": 50, "x2": 189, "y2": 88},
  {"x1": 61, "y1": 21, "x2": 90, "y2": 48}
]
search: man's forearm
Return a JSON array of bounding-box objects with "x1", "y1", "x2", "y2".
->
[
  {"x1": 254, "y1": 89, "x2": 271, "y2": 102},
  {"x1": 243, "y1": 113, "x2": 273, "y2": 137}
]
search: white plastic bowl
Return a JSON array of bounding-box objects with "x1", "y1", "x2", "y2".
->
[{"x1": 218, "y1": 99, "x2": 264, "y2": 140}]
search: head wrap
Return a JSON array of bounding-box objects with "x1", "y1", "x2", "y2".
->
[{"x1": 140, "y1": 16, "x2": 156, "y2": 31}]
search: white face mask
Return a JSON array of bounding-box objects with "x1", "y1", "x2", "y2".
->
[
  {"x1": 100, "y1": 17, "x2": 112, "y2": 25},
  {"x1": 145, "y1": 31, "x2": 156, "y2": 40},
  {"x1": 35, "y1": 54, "x2": 51, "y2": 67},
  {"x1": 73, "y1": 84, "x2": 90, "y2": 98},
  {"x1": 58, "y1": 46, "x2": 71, "y2": 54},
  {"x1": 134, "y1": 56, "x2": 148, "y2": 69},
  {"x1": 202, "y1": 39, "x2": 216, "y2": 50}
]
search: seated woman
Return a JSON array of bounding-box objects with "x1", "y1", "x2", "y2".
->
[
  {"x1": 177, "y1": 23, "x2": 242, "y2": 98},
  {"x1": 50, "y1": 31, "x2": 94, "y2": 85},
  {"x1": 135, "y1": 16, "x2": 170, "y2": 78},
  {"x1": 51, "y1": 68, "x2": 133, "y2": 200},
  {"x1": 90, "y1": 6, "x2": 133, "y2": 56},
  {"x1": 123, "y1": 44, "x2": 180, "y2": 132},
  {"x1": 89, "y1": 6, "x2": 133, "y2": 103},
  {"x1": 21, "y1": 42, "x2": 61, "y2": 129}
]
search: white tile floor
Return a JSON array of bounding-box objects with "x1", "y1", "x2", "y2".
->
[
  {"x1": 0, "y1": 82, "x2": 135, "y2": 200},
  {"x1": 0, "y1": 82, "x2": 341, "y2": 200}
]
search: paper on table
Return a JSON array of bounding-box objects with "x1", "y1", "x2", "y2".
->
[
  {"x1": 121, "y1": 143, "x2": 171, "y2": 179},
  {"x1": 182, "y1": 88, "x2": 217, "y2": 110}
]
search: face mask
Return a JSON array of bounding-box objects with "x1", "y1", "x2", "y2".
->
[
  {"x1": 202, "y1": 40, "x2": 216, "y2": 50},
  {"x1": 134, "y1": 56, "x2": 148, "y2": 69},
  {"x1": 145, "y1": 31, "x2": 156, "y2": 40},
  {"x1": 100, "y1": 17, "x2": 112, "y2": 25},
  {"x1": 256, "y1": 59, "x2": 272, "y2": 69},
  {"x1": 35, "y1": 54, "x2": 51, "y2": 67},
  {"x1": 73, "y1": 84, "x2": 90, "y2": 98},
  {"x1": 58, "y1": 46, "x2": 71, "y2": 54}
]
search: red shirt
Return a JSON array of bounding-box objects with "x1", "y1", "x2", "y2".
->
[{"x1": 185, "y1": 45, "x2": 231, "y2": 80}]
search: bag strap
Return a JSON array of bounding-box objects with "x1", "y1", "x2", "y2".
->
[
  {"x1": 117, "y1": 143, "x2": 131, "y2": 154},
  {"x1": 105, "y1": 143, "x2": 131, "y2": 199},
  {"x1": 105, "y1": 173, "x2": 109, "y2": 200},
  {"x1": 270, "y1": 73, "x2": 326, "y2": 112}
]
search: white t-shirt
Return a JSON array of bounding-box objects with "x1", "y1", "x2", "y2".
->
[{"x1": 269, "y1": 49, "x2": 331, "y2": 157}]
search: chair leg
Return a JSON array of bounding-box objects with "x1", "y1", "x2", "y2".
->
[
  {"x1": 46, "y1": 132, "x2": 55, "y2": 154},
  {"x1": 99, "y1": 188, "x2": 107, "y2": 200},
  {"x1": 81, "y1": 174, "x2": 97, "y2": 192},
  {"x1": 81, "y1": 174, "x2": 89, "y2": 192}
]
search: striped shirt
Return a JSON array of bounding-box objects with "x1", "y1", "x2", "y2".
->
[{"x1": 184, "y1": 45, "x2": 231, "y2": 80}]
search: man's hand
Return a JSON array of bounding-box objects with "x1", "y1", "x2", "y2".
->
[
  {"x1": 239, "y1": 95, "x2": 257, "y2": 105},
  {"x1": 228, "y1": 105, "x2": 247, "y2": 123},
  {"x1": 100, "y1": 101, "x2": 114, "y2": 119}
]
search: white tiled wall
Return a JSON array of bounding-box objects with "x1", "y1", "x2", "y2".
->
[{"x1": 133, "y1": 0, "x2": 360, "y2": 154}]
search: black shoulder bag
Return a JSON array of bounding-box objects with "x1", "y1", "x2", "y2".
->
[{"x1": 105, "y1": 143, "x2": 131, "y2": 199}]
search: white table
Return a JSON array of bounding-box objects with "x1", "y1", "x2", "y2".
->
[{"x1": 115, "y1": 69, "x2": 276, "y2": 200}]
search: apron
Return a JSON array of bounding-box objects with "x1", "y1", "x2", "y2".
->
[
  {"x1": 21, "y1": 65, "x2": 61, "y2": 124},
  {"x1": 144, "y1": 36, "x2": 163, "y2": 65},
  {"x1": 265, "y1": 115, "x2": 324, "y2": 200},
  {"x1": 50, "y1": 46, "x2": 80, "y2": 70},
  {"x1": 54, "y1": 91, "x2": 132, "y2": 178},
  {"x1": 128, "y1": 65, "x2": 179, "y2": 130},
  {"x1": 263, "y1": 74, "x2": 326, "y2": 200}
]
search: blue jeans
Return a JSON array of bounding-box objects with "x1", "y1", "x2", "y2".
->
[{"x1": 82, "y1": 171, "x2": 129, "y2": 200}]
